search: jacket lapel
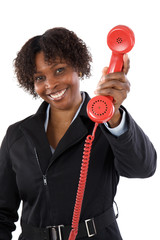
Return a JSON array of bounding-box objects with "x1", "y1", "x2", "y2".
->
[
  {"x1": 20, "y1": 102, "x2": 53, "y2": 173},
  {"x1": 52, "y1": 116, "x2": 88, "y2": 161}
]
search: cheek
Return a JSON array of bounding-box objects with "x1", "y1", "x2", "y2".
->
[
  {"x1": 34, "y1": 83, "x2": 44, "y2": 96},
  {"x1": 70, "y1": 74, "x2": 80, "y2": 88}
]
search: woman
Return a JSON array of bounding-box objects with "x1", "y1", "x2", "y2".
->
[{"x1": 0, "y1": 27, "x2": 157, "y2": 240}]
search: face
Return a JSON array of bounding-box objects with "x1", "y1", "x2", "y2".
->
[{"x1": 34, "y1": 52, "x2": 82, "y2": 111}]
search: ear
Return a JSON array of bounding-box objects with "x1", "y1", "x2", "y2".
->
[{"x1": 79, "y1": 72, "x2": 83, "y2": 78}]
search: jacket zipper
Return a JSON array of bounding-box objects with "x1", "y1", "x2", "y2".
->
[
  {"x1": 43, "y1": 175, "x2": 47, "y2": 186},
  {"x1": 34, "y1": 147, "x2": 53, "y2": 223},
  {"x1": 34, "y1": 147, "x2": 48, "y2": 186}
]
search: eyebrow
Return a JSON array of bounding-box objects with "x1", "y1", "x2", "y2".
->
[{"x1": 34, "y1": 62, "x2": 66, "y2": 74}]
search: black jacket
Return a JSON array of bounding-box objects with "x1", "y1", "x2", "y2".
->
[{"x1": 0, "y1": 92, "x2": 157, "y2": 240}]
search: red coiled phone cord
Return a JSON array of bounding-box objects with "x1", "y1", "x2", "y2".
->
[{"x1": 68, "y1": 122, "x2": 99, "y2": 240}]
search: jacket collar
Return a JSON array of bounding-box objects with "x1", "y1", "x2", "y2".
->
[{"x1": 19, "y1": 92, "x2": 93, "y2": 172}]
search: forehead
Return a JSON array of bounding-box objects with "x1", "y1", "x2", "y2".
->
[
  {"x1": 34, "y1": 51, "x2": 66, "y2": 72},
  {"x1": 35, "y1": 51, "x2": 66, "y2": 65}
]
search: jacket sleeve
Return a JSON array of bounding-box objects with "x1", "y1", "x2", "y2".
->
[
  {"x1": 0, "y1": 130, "x2": 21, "y2": 240},
  {"x1": 100, "y1": 107, "x2": 157, "y2": 178}
]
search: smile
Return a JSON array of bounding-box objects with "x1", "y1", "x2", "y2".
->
[{"x1": 48, "y1": 88, "x2": 67, "y2": 101}]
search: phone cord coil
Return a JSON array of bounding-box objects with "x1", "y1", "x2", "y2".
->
[{"x1": 68, "y1": 122, "x2": 99, "y2": 240}]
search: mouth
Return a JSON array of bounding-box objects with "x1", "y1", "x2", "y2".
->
[{"x1": 48, "y1": 88, "x2": 67, "y2": 101}]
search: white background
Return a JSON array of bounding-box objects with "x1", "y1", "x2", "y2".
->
[{"x1": 0, "y1": 0, "x2": 159, "y2": 239}]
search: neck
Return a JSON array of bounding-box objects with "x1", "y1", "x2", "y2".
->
[
  {"x1": 49, "y1": 97, "x2": 82, "y2": 125},
  {"x1": 46, "y1": 95, "x2": 82, "y2": 149}
]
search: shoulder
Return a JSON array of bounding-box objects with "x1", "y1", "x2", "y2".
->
[
  {"x1": 5, "y1": 115, "x2": 33, "y2": 148},
  {"x1": 5, "y1": 101, "x2": 48, "y2": 146}
]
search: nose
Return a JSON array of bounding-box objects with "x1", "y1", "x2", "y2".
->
[{"x1": 45, "y1": 76, "x2": 59, "y2": 90}]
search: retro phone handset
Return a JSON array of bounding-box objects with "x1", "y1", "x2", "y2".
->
[{"x1": 68, "y1": 25, "x2": 135, "y2": 240}]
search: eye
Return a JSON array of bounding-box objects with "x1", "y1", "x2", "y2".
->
[
  {"x1": 34, "y1": 75, "x2": 46, "y2": 83},
  {"x1": 56, "y1": 67, "x2": 65, "y2": 75}
]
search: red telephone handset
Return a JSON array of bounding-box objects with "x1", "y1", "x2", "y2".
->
[
  {"x1": 87, "y1": 25, "x2": 135, "y2": 123},
  {"x1": 69, "y1": 25, "x2": 135, "y2": 240}
]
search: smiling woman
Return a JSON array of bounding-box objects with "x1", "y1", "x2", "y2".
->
[
  {"x1": 0, "y1": 26, "x2": 157, "y2": 240},
  {"x1": 33, "y1": 51, "x2": 83, "y2": 149}
]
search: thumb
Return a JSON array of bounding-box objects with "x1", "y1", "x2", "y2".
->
[
  {"x1": 123, "y1": 54, "x2": 130, "y2": 74},
  {"x1": 96, "y1": 67, "x2": 109, "y2": 88},
  {"x1": 102, "y1": 66, "x2": 109, "y2": 76},
  {"x1": 99, "y1": 66, "x2": 109, "y2": 84}
]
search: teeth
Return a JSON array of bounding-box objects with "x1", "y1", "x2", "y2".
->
[{"x1": 50, "y1": 89, "x2": 66, "y2": 100}]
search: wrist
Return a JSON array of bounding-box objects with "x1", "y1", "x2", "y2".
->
[{"x1": 108, "y1": 109, "x2": 122, "y2": 128}]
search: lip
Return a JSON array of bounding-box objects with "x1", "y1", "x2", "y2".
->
[{"x1": 48, "y1": 88, "x2": 67, "y2": 101}]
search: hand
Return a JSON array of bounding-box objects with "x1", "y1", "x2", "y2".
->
[{"x1": 94, "y1": 54, "x2": 130, "y2": 128}]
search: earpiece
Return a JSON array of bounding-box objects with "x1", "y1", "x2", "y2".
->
[{"x1": 106, "y1": 25, "x2": 135, "y2": 73}]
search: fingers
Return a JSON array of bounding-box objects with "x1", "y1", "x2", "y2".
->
[
  {"x1": 95, "y1": 68, "x2": 130, "y2": 109},
  {"x1": 123, "y1": 54, "x2": 130, "y2": 74},
  {"x1": 94, "y1": 54, "x2": 131, "y2": 112},
  {"x1": 97, "y1": 67, "x2": 108, "y2": 85},
  {"x1": 102, "y1": 66, "x2": 108, "y2": 75},
  {"x1": 101, "y1": 71, "x2": 128, "y2": 83},
  {"x1": 95, "y1": 79, "x2": 130, "y2": 96},
  {"x1": 95, "y1": 88, "x2": 128, "y2": 105},
  {"x1": 97, "y1": 79, "x2": 130, "y2": 91}
]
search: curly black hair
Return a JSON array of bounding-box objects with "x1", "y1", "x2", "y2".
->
[{"x1": 14, "y1": 27, "x2": 92, "y2": 97}]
